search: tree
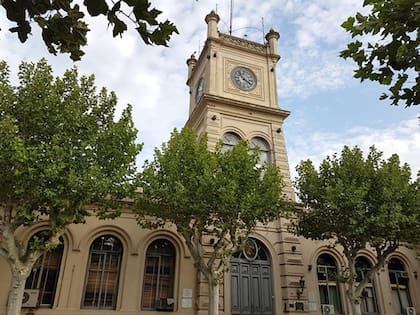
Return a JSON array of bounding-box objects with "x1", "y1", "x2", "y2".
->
[
  {"x1": 1, "y1": 0, "x2": 178, "y2": 61},
  {"x1": 292, "y1": 146, "x2": 420, "y2": 315},
  {"x1": 340, "y1": 0, "x2": 419, "y2": 107},
  {"x1": 136, "y1": 128, "x2": 286, "y2": 315},
  {"x1": 0, "y1": 59, "x2": 141, "y2": 315}
]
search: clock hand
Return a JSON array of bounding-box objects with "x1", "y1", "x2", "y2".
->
[{"x1": 239, "y1": 73, "x2": 252, "y2": 85}]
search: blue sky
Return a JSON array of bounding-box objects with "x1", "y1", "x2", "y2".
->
[{"x1": 1, "y1": 0, "x2": 419, "y2": 182}]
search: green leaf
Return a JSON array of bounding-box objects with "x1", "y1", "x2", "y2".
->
[{"x1": 84, "y1": 0, "x2": 108, "y2": 16}]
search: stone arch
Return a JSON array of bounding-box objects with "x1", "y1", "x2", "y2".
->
[
  {"x1": 139, "y1": 229, "x2": 189, "y2": 259},
  {"x1": 75, "y1": 224, "x2": 135, "y2": 255},
  {"x1": 387, "y1": 251, "x2": 415, "y2": 273},
  {"x1": 246, "y1": 131, "x2": 272, "y2": 147},
  {"x1": 221, "y1": 127, "x2": 246, "y2": 140},
  {"x1": 19, "y1": 221, "x2": 73, "y2": 252},
  {"x1": 310, "y1": 246, "x2": 346, "y2": 271}
]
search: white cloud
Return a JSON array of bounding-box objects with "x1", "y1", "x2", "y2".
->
[{"x1": 288, "y1": 117, "x2": 420, "y2": 181}]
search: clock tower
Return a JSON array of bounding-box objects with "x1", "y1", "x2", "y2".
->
[
  {"x1": 186, "y1": 11, "x2": 306, "y2": 315},
  {"x1": 186, "y1": 11, "x2": 294, "y2": 200}
]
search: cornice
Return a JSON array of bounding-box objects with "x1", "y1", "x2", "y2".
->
[
  {"x1": 185, "y1": 94, "x2": 290, "y2": 128},
  {"x1": 219, "y1": 33, "x2": 266, "y2": 54}
]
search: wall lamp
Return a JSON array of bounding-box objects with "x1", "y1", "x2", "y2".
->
[{"x1": 296, "y1": 276, "x2": 305, "y2": 299}]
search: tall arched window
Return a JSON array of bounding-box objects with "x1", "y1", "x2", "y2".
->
[
  {"x1": 82, "y1": 235, "x2": 122, "y2": 309},
  {"x1": 142, "y1": 239, "x2": 176, "y2": 311},
  {"x1": 250, "y1": 137, "x2": 271, "y2": 166},
  {"x1": 222, "y1": 132, "x2": 241, "y2": 152},
  {"x1": 388, "y1": 258, "x2": 412, "y2": 315},
  {"x1": 317, "y1": 254, "x2": 342, "y2": 314},
  {"x1": 355, "y1": 256, "x2": 378, "y2": 314},
  {"x1": 25, "y1": 235, "x2": 64, "y2": 307}
]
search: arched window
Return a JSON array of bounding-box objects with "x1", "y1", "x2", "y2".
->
[
  {"x1": 25, "y1": 234, "x2": 64, "y2": 307},
  {"x1": 317, "y1": 254, "x2": 342, "y2": 314},
  {"x1": 82, "y1": 235, "x2": 123, "y2": 309},
  {"x1": 250, "y1": 137, "x2": 271, "y2": 166},
  {"x1": 355, "y1": 256, "x2": 378, "y2": 314},
  {"x1": 388, "y1": 258, "x2": 412, "y2": 315},
  {"x1": 222, "y1": 132, "x2": 241, "y2": 152},
  {"x1": 142, "y1": 239, "x2": 176, "y2": 311}
]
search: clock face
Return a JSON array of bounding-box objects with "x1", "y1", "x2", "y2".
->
[
  {"x1": 195, "y1": 78, "x2": 204, "y2": 103},
  {"x1": 231, "y1": 66, "x2": 257, "y2": 91}
]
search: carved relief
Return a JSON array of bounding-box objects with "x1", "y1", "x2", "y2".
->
[{"x1": 219, "y1": 34, "x2": 266, "y2": 54}]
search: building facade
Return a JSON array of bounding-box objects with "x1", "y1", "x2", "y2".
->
[{"x1": 1, "y1": 11, "x2": 419, "y2": 315}]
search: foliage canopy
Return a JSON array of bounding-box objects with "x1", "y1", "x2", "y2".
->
[
  {"x1": 292, "y1": 145, "x2": 420, "y2": 314},
  {"x1": 340, "y1": 0, "x2": 419, "y2": 107},
  {"x1": 0, "y1": 59, "x2": 141, "y2": 315},
  {"x1": 1, "y1": 0, "x2": 178, "y2": 60}
]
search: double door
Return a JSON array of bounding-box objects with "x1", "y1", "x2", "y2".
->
[{"x1": 231, "y1": 258, "x2": 273, "y2": 315}]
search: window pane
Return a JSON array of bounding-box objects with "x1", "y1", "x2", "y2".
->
[
  {"x1": 328, "y1": 286, "x2": 341, "y2": 314},
  {"x1": 222, "y1": 132, "x2": 241, "y2": 152},
  {"x1": 392, "y1": 289, "x2": 402, "y2": 314},
  {"x1": 25, "y1": 241, "x2": 63, "y2": 307},
  {"x1": 142, "y1": 239, "x2": 175, "y2": 310},
  {"x1": 317, "y1": 254, "x2": 342, "y2": 314},
  {"x1": 250, "y1": 137, "x2": 271, "y2": 166},
  {"x1": 82, "y1": 235, "x2": 122, "y2": 309}
]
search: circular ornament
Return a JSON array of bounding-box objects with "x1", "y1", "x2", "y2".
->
[
  {"x1": 231, "y1": 66, "x2": 257, "y2": 91},
  {"x1": 243, "y1": 238, "x2": 259, "y2": 261}
]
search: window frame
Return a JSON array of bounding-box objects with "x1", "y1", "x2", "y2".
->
[
  {"x1": 141, "y1": 238, "x2": 176, "y2": 311},
  {"x1": 388, "y1": 258, "x2": 413, "y2": 315},
  {"x1": 25, "y1": 237, "x2": 64, "y2": 308},
  {"x1": 81, "y1": 234, "x2": 123, "y2": 310},
  {"x1": 221, "y1": 132, "x2": 241, "y2": 152},
  {"x1": 355, "y1": 256, "x2": 379, "y2": 315},
  {"x1": 316, "y1": 253, "x2": 343, "y2": 314},
  {"x1": 250, "y1": 136, "x2": 272, "y2": 166}
]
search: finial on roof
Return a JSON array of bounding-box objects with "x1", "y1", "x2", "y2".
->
[
  {"x1": 205, "y1": 10, "x2": 220, "y2": 23},
  {"x1": 205, "y1": 11, "x2": 220, "y2": 39}
]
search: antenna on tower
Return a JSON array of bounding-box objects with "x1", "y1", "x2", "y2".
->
[
  {"x1": 261, "y1": 17, "x2": 265, "y2": 43},
  {"x1": 229, "y1": 0, "x2": 233, "y2": 35}
]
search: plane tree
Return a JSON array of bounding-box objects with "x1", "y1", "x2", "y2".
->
[
  {"x1": 0, "y1": 59, "x2": 141, "y2": 315},
  {"x1": 136, "y1": 128, "x2": 287, "y2": 315},
  {"x1": 291, "y1": 145, "x2": 420, "y2": 315},
  {"x1": 340, "y1": 0, "x2": 419, "y2": 107},
  {"x1": 1, "y1": 0, "x2": 178, "y2": 60}
]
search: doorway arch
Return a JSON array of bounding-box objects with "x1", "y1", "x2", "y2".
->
[{"x1": 230, "y1": 238, "x2": 273, "y2": 315}]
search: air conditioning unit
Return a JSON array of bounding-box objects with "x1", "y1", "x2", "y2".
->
[
  {"x1": 321, "y1": 304, "x2": 335, "y2": 315},
  {"x1": 22, "y1": 289, "x2": 39, "y2": 308},
  {"x1": 406, "y1": 307, "x2": 416, "y2": 315},
  {"x1": 317, "y1": 265, "x2": 327, "y2": 273},
  {"x1": 155, "y1": 298, "x2": 174, "y2": 311}
]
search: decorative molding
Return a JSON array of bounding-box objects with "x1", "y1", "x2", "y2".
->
[{"x1": 219, "y1": 33, "x2": 266, "y2": 54}]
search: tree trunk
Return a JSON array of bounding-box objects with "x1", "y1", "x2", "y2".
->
[
  {"x1": 208, "y1": 275, "x2": 219, "y2": 315},
  {"x1": 350, "y1": 298, "x2": 362, "y2": 315},
  {"x1": 6, "y1": 268, "x2": 29, "y2": 315}
]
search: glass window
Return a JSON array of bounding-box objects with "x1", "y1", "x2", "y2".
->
[
  {"x1": 355, "y1": 256, "x2": 378, "y2": 314},
  {"x1": 317, "y1": 254, "x2": 342, "y2": 314},
  {"x1": 25, "y1": 237, "x2": 64, "y2": 307},
  {"x1": 388, "y1": 258, "x2": 412, "y2": 315},
  {"x1": 222, "y1": 132, "x2": 241, "y2": 152},
  {"x1": 142, "y1": 239, "x2": 176, "y2": 311},
  {"x1": 82, "y1": 235, "x2": 122, "y2": 309},
  {"x1": 250, "y1": 137, "x2": 271, "y2": 166}
]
